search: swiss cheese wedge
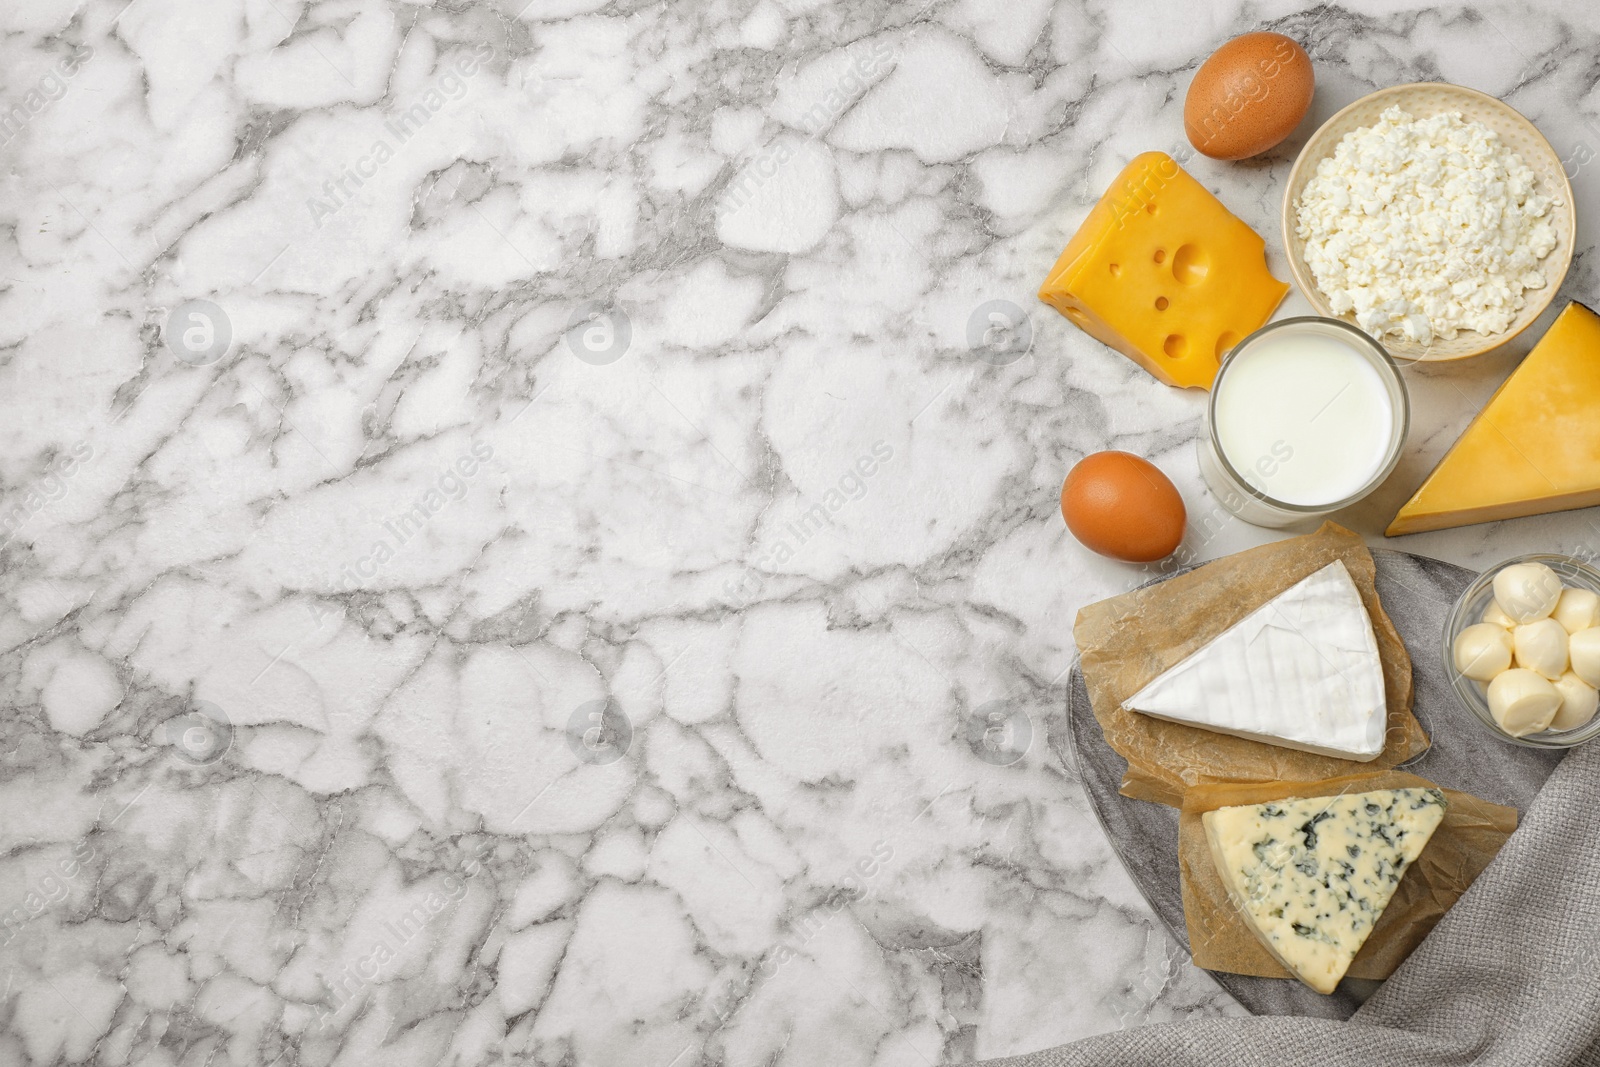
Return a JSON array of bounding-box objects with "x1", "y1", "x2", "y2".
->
[
  {"x1": 1388, "y1": 302, "x2": 1600, "y2": 536},
  {"x1": 1038, "y1": 151, "x2": 1288, "y2": 389},
  {"x1": 1204, "y1": 788, "x2": 1447, "y2": 994}
]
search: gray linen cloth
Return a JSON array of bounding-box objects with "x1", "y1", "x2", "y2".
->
[{"x1": 984, "y1": 741, "x2": 1600, "y2": 1066}]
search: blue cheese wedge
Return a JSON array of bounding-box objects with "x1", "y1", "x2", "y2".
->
[
  {"x1": 1203, "y1": 787, "x2": 1447, "y2": 994},
  {"x1": 1123, "y1": 560, "x2": 1388, "y2": 760}
]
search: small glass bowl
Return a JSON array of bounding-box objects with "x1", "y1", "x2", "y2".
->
[{"x1": 1442, "y1": 552, "x2": 1600, "y2": 749}]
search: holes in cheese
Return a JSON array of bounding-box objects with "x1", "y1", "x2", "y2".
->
[
  {"x1": 1037, "y1": 151, "x2": 1289, "y2": 390},
  {"x1": 1172, "y1": 243, "x2": 1208, "y2": 285}
]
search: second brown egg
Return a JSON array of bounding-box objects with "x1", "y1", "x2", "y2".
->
[
  {"x1": 1185, "y1": 32, "x2": 1314, "y2": 160},
  {"x1": 1061, "y1": 452, "x2": 1187, "y2": 564}
]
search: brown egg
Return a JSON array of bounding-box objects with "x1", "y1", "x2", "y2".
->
[
  {"x1": 1061, "y1": 452, "x2": 1186, "y2": 563},
  {"x1": 1185, "y1": 32, "x2": 1314, "y2": 160}
]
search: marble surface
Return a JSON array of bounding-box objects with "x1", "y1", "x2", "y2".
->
[{"x1": 2, "y1": 1, "x2": 1598, "y2": 1064}]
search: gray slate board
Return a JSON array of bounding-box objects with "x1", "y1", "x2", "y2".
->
[{"x1": 1060, "y1": 548, "x2": 1566, "y2": 1019}]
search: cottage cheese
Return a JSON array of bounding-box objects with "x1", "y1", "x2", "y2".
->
[{"x1": 1295, "y1": 106, "x2": 1559, "y2": 345}]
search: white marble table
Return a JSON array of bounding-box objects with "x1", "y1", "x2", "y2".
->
[{"x1": 2, "y1": 1, "x2": 1598, "y2": 1063}]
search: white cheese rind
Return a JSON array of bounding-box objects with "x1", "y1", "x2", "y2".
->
[
  {"x1": 1203, "y1": 787, "x2": 1447, "y2": 994},
  {"x1": 1123, "y1": 560, "x2": 1388, "y2": 760}
]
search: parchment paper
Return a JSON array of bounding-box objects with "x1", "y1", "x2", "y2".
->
[
  {"x1": 1178, "y1": 770, "x2": 1518, "y2": 982},
  {"x1": 1073, "y1": 522, "x2": 1431, "y2": 808}
]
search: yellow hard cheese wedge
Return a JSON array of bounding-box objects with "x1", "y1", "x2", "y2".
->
[
  {"x1": 1038, "y1": 151, "x2": 1288, "y2": 389},
  {"x1": 1205, "y1": 788, "x2": 1447, "y2": 994},
  {"x1": 1388, "y1": 302, "x2": 1600, "y2": 536}
]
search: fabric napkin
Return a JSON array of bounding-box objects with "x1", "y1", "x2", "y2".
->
[{"x1": 982, "y1": 741, "x2": 1600, "y2": 1066}]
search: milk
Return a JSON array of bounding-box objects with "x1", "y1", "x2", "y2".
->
[{"x1": 1201, "y1": 319, "x2": 1408, "y2": 527}]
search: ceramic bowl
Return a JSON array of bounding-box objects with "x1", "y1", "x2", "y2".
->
[{"x1": 1282, "y1": 83, "x2": 1575, "y2": 362}]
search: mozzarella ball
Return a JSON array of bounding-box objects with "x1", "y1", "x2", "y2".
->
[
  {"x1": 1569, "y1": 627, "x2": 1600, "y2": 688},
  {"x1": 1487, "y1": 669, "x2": 1562, "y2": 736},
  {"x1": 1493, "y1": 563, "x2": 1563, "y2": 623},
  {"x1": 1553, "y1": 587, "x2": 1600, "y2": 634},
  {"x1": 1453, "y1": 623, "x2": 1513, "y2": 681},
  {"x1": 1481, "y1": 600, "x2": 1517, "y2": 629},
  {"x1": 1513, "y1": 618, "x2": 1569, "y2": 680},
  {"x1": 1551, "y1": 673, "x2": 1600, "y2": 731}
]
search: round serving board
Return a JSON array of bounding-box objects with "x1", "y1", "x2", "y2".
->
[{"x1": 1061, "y1": 548, "x2": 1566, "y2": 1019}]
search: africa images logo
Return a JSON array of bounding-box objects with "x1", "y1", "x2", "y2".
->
[
  {"x1": 328, "y1": 442, "x2": 495, "y2": 596},
  {"x1": 0, "y1": 441, "x2": 92, "y2": 547},
  {"x1": 0, "y1": 43, "x2": 92, "y2": 149},
  {"x1": 723, "y1": 440, "x2": 894, "y2": 609},
  {"x1": 306, "y1": 43, "x2": 495, "y2": 228}
]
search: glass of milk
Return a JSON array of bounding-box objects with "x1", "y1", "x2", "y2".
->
[{"x1": 1200, "y1": 317, "x2": 1409, "y2": 528}]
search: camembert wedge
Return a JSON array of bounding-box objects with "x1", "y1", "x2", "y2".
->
[
  {"x1": 1388, "y1": 302, "x2": 1600, "y2": 536},
  {"x1": 1204, "y1": 788, "x2": 1447, "y2": 994},
  {"x1": 1123, "y1": 560, "x2": 1387, "y2": 760}
]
